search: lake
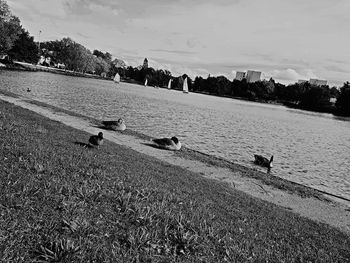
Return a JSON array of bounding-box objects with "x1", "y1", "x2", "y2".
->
[{"x1": 1, "y1": 70, "x2": 349, "y2": 200}]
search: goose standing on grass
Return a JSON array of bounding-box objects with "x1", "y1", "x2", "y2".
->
[
  {"x1": 89, "y1": 132, "x2": 104, "y2": 148},
  {"x1": 254, "y1": 155, "x2": 273, "y2": 170},
  {"x1": 152, "y1": 136, "x2": 182, "y2": 151},
  {"x1": 101, "y1": 118, "x2": 126, "y2": 131}
]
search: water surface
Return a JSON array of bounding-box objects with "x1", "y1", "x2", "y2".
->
[{"x1": 1, "y1": 70, "x2": 349, "y2": 200}]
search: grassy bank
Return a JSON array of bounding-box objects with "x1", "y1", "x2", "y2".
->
[
  {"x1": 0, "y1": 99, "x2": 349, "y2": 262},
  {"x1": 11, "y1": 92, "x2": 328, "y2": 200}
]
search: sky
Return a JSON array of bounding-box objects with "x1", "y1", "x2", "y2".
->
[{"x1": 7, "y1": 0, "x2": 350, "y2": 86}]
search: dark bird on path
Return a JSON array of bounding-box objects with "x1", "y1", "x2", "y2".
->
[
  {"x1": 152, "y1": 136, "x2": 181, "y2": 151},
  {"x1": 27, "y1": 88, "x2": 31, "y2": 92},
  {"x1": 89, "y1": 132, "x2": 104, "y2": 148},
  {"x1": 254, "y1": 155, "x2": 273, "y2": 170},
  {"x1": 101, "y1": 118, "x2": 126, "y2": 131}
]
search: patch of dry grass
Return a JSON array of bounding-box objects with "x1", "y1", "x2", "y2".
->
[{"x1": 0, "y1": 99, "x2": 349, "y2": 262}]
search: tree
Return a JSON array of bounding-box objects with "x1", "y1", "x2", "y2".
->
[
  {"x1": 193, "y1": 76, "x2": 203, "y2": 92},
  {"x1": 93, "y1": 49, "x2": 104, "y2": 58},
  {"x1": 93, "y1": 55, "x2": 110, "y2": 76},
  {"x1": 335, "y1": 82, "x2": 350, "y2": 116},
  {"x1": 247, "y1": 80, "x2": 275, "y2": 101},
  {"x1": 299, "y1": 85, "x2": 332, "y2": 112},
  {"x1": 112, "y1": 58, "x2": 126, "y2": 69},
  {"x1": 175, "y1": 76, "x2": 184, "y2": 90},
  {"x1": 57, "y1": 38, "x2": 94, "y2": 72},
  {"x1": 216, "y1": 76, "x2": 231, "y2": 96},
  {"x1": 330, "y1": 86, "x2": 340, "y2": 98},
  {"x1": 104, "y1": 52, "x2": 112, "y2": 62},
  {"x1": 0, "y1": 0, "x2": 22, "y2": 55},
  {"x1": 232, "y1": 79, "x2": 249, "y2": 98},
  {"x1": 205, "y1": 76, "x2": 220, "y2": 95},
  {"x1": 93, "y1": 50, "x2": 112, "y2": 62},
  {"x1": 8, "y1": 28, "x2": 39, "y2": 63}
]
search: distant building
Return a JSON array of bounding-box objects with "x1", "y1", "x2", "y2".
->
[
  {"x1": 235, "y1": 71, "x2": 246, "y2": 81},
  {"x1": 298, "y1": 79, "x2": 308, "y2": 84},
  {"x1": 234, "y1": 70, "x2": 262, "y2": 83},
  {"x1": 246, "y1": 70, "x2": 261, "y2": 83},
  {"x1": 143, "y1": 58, "x2": 148, "y2": 69},
  {"x1": 309, "y1": 78, "x2": 327, "y2": 86}
]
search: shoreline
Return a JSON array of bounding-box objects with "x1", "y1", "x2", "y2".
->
[
  {"x1": 0, "y1": 61, "x2": 109, "y2": 81},
  {"x1": 0, "y1": 91, "x2": 349, "y2": 234},
  {"x1": 0, "y1": 94, "x2": 349, "y2": 261},
  {"x1": 1, "y1": 66, "x2": 347, "y2": 117},
  {"x1": 0, "y1": 88, "x2": 348, "y2": 202}
]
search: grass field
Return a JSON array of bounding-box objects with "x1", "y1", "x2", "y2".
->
[{"x1": 0, "y1": 99, "x2": 349, "y2": 262}]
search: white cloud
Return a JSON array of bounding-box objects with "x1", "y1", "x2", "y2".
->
[
  {"x1": 6, "y1": 0, "x2": 350, "y2": 86},
  {"x1": 148, "y1": 59, "x2": 205, "y2": 78},
  {"x1": 266, "y1": 68, "x2": 318, "y2": 84},
  {"x1": 9, "y1": 0, "x2": 66, "y2": 19}
]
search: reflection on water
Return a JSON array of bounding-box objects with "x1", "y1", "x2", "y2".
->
[{"x1": 1, "y1": 70, "x2": 350, "y2": 200}]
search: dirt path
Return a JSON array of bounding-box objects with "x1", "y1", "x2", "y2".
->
[{"x1": 1, "y1": 94, "x2": 349, "y2": 234}]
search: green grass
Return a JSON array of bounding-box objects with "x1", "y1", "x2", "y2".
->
[{"x1": 0, "y1": 99, "x2": 349, "y2": 262}]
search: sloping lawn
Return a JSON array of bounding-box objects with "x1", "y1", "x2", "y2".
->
[{"x1": 0, "y1": 99, "x2": 349, "y2": 262}]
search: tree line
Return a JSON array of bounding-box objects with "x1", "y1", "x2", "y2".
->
[
  {"x1": 1, "y1": 0, "x2": 350, "y2": 117},
  {"x1": 119, "y1": 68, "x2": 350, "y2": 117},
  {"x1": 1, "y1": 0, "x2": 37, "y2": 62}
]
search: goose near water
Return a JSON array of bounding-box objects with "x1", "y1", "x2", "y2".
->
[
  {"x1": 89, "y1": 132, "x2": 104, "y2": 148},
  {"x1": 101, "y1": 118, "x2": 126, "y2": 131},
  {"x1": 254, "y1": 155, "x2": 273, "y2": 169},
  {"x1": 152, "y1": 136, "x2": 182, "y2": 151}
]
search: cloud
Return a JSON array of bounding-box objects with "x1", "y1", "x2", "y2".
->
[
  {"x1": 324, "y1": 65, "x2": 350, "y2": 74},
  {"x1": 76, "y1": 32, "x2": 91, "y2": 39},
  {"x1": 8, "y1": 0, "x2": 350, "y2": 87},
  {"x1": 8, "y1": 0, "x2": 66, "y2": 20},
  {"x1": 63, "y1": 0, "x2": 119, "y2": 15},
  {"x1": 150, "y1": 49, "x2": 197, "y2": 55},
  {"x1": 267, "y1": 68, "x2": 318, "y2": 83},
  {"x1": 62, "y1": 0, "x2": 240, "y2": 16},
  {"x1": 186, "y1": 38, "x2": 199, "y2": 48},
  {"x1": 63, "y1": 0, "x2": 90, "y2": 15}
]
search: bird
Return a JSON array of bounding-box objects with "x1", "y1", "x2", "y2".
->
[
  {"x1": 27, "y1": 88, "x2": 31, "y2": 92},
  {"x1": 152, "y1": 136, "x2": 182, "y2": 151},
  {"x1": 254, "y1": 155, "x2": 273, "y2": 170},
  {"x1": 101, "y1": 118, "x2": 126, "y2": 131},
  {"x1": 88, "y1": 132, "x2": 104, "y2": 148}
]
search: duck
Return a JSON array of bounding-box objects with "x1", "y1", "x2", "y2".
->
[
  {"x1": 152, "y1": 136, "x2": 181, "y2": 151},
  {"x1": 101, "y1": 118, "x2": 126, "y2": 131},
  {"x1": 88, "y1": 132, "x2": 104, "y2": 148},
  {"x1": 254, "y1": 155, "x2": 273, "y2": 170}
]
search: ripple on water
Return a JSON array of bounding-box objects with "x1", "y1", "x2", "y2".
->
[{"x1": 1, "y1": 71, "x2": 350, "y2": 200}]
